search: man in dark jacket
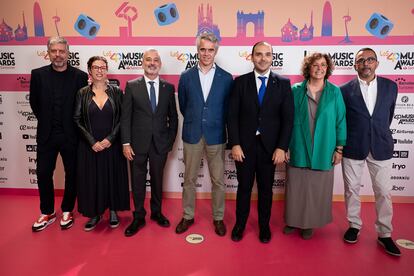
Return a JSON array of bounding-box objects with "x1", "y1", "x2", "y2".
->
[{"x1": 30, "y1": 36, "x2": 88, "y2": 232}]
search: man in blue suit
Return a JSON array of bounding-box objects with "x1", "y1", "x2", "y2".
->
[
  {"x1": 176, "y1": 33, "x2": 233, "y2": 236},
  {"x1": 341, "y1": 48, "x2": 400, "y2": 256}
]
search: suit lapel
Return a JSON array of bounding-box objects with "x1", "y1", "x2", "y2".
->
[
  {"x1": 297, "y1": 81, "x2": 313, "y2": 158},
  {"x1": 248, "y1": 72, "x2": 259, "y2": 109},
  {"x1": 191, "y1": 66, "x2": 205, "y2": 104},
  {"x1": 137, "y1": 77, "x2": 153, "y2": 114},
  {"x1": 157, "y1": 79, "x2": 169, "y2": 113},
  {"x1": 371, "y1": 77, "x2": 383, "y2": 118},
  {"x1": 205, "y1": 67, "x2": 221, "y2": 104},
  {"x1": 351, "y1": 78, "x2": 371, "y2": 118}
]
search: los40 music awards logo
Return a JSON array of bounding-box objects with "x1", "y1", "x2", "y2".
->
[
  {"x1": 36, "y1": 50, "x2": 81, "y2": 67},
  {"x1": 380, "y1": 50, "x2": 414, "y2": 70},
  {"x1": 103, "y1": 51, "x2": 144, "y2": 70},
  {"x1": 170, "y1": 51, "x2": 199, "y2": 69},
  {"x1": 239, "y1": 51, "x2": 284, "y2": 70},
  {"x1": 0, "y1": 52, "x2": 16, "y2": 68}
]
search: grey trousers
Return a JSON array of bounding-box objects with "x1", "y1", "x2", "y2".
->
[
  {"x1": 182, "y1": 137, "x2": 225, "y2": 220},
  {"x1": 342, "y1": 153, "x2": 393, "y2": 237}
]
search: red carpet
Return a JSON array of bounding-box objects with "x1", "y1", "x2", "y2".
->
[{"x1": 0, "y1": 194, "x2": 412, "y2": 276}]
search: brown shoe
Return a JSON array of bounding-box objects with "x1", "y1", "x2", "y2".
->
[
  {"x1": 175, "y1": 218, "x2": 194, "y2": 234},
  {"x1": 213, "y1": 220, "x2": 226, "y2": 236}
]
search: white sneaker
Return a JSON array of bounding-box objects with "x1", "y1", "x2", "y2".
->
[
  {"x1": 32, "y1": 212, "x2": 56, "y2": 232},
  {"x1": 60, "y1": 212, "x2": 74, "y2": 230}
]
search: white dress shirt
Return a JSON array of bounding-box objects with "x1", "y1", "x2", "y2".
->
[
  {"x1": 358, "y1": 76, "x2": 378, "y2": 116},
  {"x1": 198, "y1": 63, "x2": 216, "y2": 102},
  {"x1": 254, "y1": 69, "x2": 270, "y2": 94},
  {"x1": 144, "y1": 75, "x2": 160, "y2": 105}
]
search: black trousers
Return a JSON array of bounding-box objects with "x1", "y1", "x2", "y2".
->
[
  {"x1": 130, "y1": 140, "x2": 167, "y2": 219},
  {"x1": 235, "y1": 135, "x2": 275, "y2": 229},
  {"x1": 36, "y1": 133, "x2": 77, "y2": 214}
]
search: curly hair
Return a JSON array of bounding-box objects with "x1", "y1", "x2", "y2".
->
[{"x1": 301, "y1": 52, "x2": 334, "y2": 80}]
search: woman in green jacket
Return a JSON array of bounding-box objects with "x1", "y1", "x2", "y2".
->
[{"x1": 284, "y1": 52, "x2": 346, "y2": 239}]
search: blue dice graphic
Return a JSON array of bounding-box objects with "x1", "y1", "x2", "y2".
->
[
  {"x1": 74, "y1": 14, "x2": 100, "y2": 39},
  {"x1": 365, "y1": 13, "x2": 394, "y2": 39},
  {"x1": 154, "y1": 3, "x2": 179, "y2": 26}
]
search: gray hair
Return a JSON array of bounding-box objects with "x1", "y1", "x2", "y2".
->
[
  {"x1": 47, "y1": 36, "x2": 69, "y2": 51},
  {"x1": 196, "y1": 33, "x2": 219, "y2": 51}
]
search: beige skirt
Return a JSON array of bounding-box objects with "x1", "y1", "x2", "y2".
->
[{"x1": 284, "y1": 165, "x2": 334, "y2": 229}]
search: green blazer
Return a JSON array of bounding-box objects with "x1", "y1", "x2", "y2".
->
[{"x1": 289, "y1": 80, "x2": 346, "y2": 171}]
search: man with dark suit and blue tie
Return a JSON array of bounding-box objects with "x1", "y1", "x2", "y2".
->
[
  {"x1": 121, "y1": 49, "x2": 178, "y2": 237},
  {"x1": 175, "y1": 33, "x2": 233, "y2": 236},
  {"x1": 228, "y1": 41, "x2": 294, "y2": 243},
  {"x1": 30, "y1": 37, "x2": 88, "y2": 232},
  {"x1": 341, "y1": 48, "x2": 401, "y2": 256}
]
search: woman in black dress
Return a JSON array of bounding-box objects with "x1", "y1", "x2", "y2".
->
[{"x1": 74, "y1": 56, "x2": 129, "y2": 231}]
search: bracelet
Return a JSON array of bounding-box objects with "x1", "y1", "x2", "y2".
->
[{"x1": 335, "y1": 148, "x2": 343, "y2": 154}]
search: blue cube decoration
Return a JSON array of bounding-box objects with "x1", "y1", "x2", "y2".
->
[
  {"x1": 154, "y1": 3, "x2": 179, "y2": 26},
  {"x1": 74, "y1": 14, "x2": 100, "y2": 39},
  {"x1": 365, "y1": 13, "x2": 394, "y2": 39}
]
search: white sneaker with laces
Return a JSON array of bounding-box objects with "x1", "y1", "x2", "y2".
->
[{"x1": 60, "y1": 212, "x2": 74, "y2": 230}]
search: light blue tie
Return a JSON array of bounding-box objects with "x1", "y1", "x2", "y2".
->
[
  {"x1": 258, "y1": 76, "x2": 267, "y2": 106},
  {"x1": 149, "y1": 81, "x2": 156, "y2": 112}
]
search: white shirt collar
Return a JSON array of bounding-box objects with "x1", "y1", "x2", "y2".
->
[
  {"x1": 144, "y1": 75, "x2": 159, "y2": 85},
  {"x1": 254, "y1": 69, "x2": 271, "y2": 80}
]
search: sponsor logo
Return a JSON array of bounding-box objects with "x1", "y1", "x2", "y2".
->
[
  {"x1": 390, "y1": 175, "x2": 410, "y2": 180},
  {"x1": 16, "y1": 94, "x2": 30, "y2": 106},
  {"x1": 0, "y1": 157, "x2": 8, "y2": 161},
  {"x1": 0, "y1": 94, "x2": 2, "y2": 104},
  {"x1": 390, "y1": 128, "x2": 414, "y2": 135},
  {"x1": 28, "y1": 167, "x2": 36, "y2": 175},
  {"x1": 392, "y1": 185, "x2": 405, "y2": 191},
  {"x1": 394, "y1": 77, "x2": 414, "y2": 92},
  {"x1": 17, "y1": 110, "x2": 37, "y2": 121},
  {"x1": 0, "y1": 132, "x2": 2, "y2": 139},
  {"x1": 380, "y1": 50, "x2": 414, "y2": 70},
  {"x1": 22, "y1": 134, "x2": 36, "y2": 139},
  {"x1": 392, "y1": 162, "x2": 406, "y2": 170},
  {"x1": 17, "y1": 76, "x2": 30, "y2": 89},
  {"x1": 185, "y1": 234, "x2": 204, "y2": 244},
  {"x1": 394, "y1": 138, "x2": 413, "y2": 144},
  {"x1": 0, "y1": 52, "x2": 16, "y2": 68},
  {"x1": 103, "y1": 51, "x2": 143, "y2": 70},
  {"x1": 19, "y1": 125, "x2": 37, "y2": 130},
  {"x1": 26, "y1": 145, "x2": 37, "y2": 152},
  {"x1": 224, "y1": 169, "x2": 237, "y2": 180},
  {"x1": 0, "y1": 166, "x2": 4, "y2": 171},
  {"x1": 30, "y1": 178, "x2": 38, "y2": 184},
  {"x1": 0, "y1": 177, "x2": 8, "y2": 184},
  {"x1": 393, "y1": 114, "x2": 414, "y2": 124},
  {"x1": 393, "y1": 150, "x2": 409, "y2": 158},
  {"x1": 28, "y1": 157, "x2": 37, "y2": 164},
  {"x1": 395, "y1": 93, "x2": 414, "y2": 109},
  {"x1": 273, "y1": 178, "x2": 286, "y2": 188}
]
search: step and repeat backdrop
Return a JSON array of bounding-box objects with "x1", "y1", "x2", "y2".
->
[{"x1": 0, "y1": 0, "x2": 413, "y2": 201}]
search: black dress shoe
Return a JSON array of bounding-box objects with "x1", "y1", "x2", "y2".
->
[
  {"x1": 213, "y1": 220, "x2": 227, "y2": 236},
  {"x1": 124, "y1": 217, "x2": 146, "y2": 237},
  {"x1": 259, "y1": 226, "x2": 271, "y2": 243},
  {"x1": 175, "y1": 218, "x2": 194, "y2": 234},
  {"x1": 231, "y1": 224, "x2": 244, "y2": 242},
  {"x1": 150, "y1": 213, "x2": 170, "y2": 227},
  {"x1": 378, "y1": 237, "x2": 401, "y2": 257}
]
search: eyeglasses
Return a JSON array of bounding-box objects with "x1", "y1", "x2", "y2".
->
[
  {"x1": 356, "y1": 57, "x2": 377, "y2": 65},
  {"x1": 91, "y1": 65, "x2": 108, "y2": 71}
]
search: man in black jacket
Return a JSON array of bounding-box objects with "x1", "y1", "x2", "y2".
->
[
  {"x1": 228, "y1": 41, "x2": 294, "y2": 243},
  {"x1": 121, "y1": 49, "x2": 178, "y2": 237},
  {"x1": 30, "y1": 37, "x2": 88, "y2": 232}
]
